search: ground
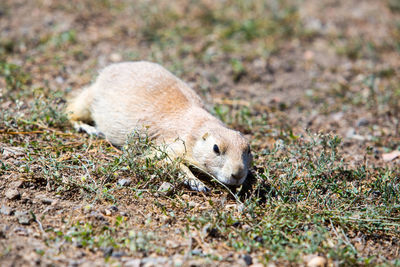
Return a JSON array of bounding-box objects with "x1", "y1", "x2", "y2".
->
[{"x1": 1, "y1": 0, "x2": 400, "y2": 266}]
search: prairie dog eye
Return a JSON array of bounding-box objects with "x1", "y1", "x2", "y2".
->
[{"x1": 213, "y1": 144, "x2": 220, "y2": 154}]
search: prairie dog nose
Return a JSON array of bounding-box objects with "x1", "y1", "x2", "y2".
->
[{"x1": 231, "y1": 167, "x2": 246, "y2": 180}]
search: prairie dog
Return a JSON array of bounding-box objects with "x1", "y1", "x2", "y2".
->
[{"x1": 66, "y1": 61, "x2": 252, "y2": 191}]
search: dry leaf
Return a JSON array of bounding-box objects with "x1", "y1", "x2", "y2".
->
[{"x1": 382, "y1": 150, "x2": 400, "y2": 162}]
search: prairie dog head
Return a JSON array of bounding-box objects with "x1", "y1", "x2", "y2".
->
[{"x1": 191, "y1": 126, "x2": 252, "y2": 186}]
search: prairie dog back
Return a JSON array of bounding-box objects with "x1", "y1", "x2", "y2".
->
[{"x1": 91, "y1": 62, "x2": 203, "y2": 145}]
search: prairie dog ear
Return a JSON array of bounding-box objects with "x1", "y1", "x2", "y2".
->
[{"x1": 202, "y1": 132, "x2": 209, "y2": 140}]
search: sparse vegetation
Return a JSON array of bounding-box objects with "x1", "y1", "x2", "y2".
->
[{"x1": 1, "y1": 0, "x2": 400, "y2": 266}]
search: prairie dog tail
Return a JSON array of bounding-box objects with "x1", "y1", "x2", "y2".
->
[{"x1": 65, "y1": 86, "x2": 94, "y2": 124}]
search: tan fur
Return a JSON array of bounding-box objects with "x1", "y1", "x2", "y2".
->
[
  {"x1": 65, "y1": 87, "x2": 93, "y2": 124},
  {"x1": 66, "y1": 61, "x2": 252, "y2": 190}
]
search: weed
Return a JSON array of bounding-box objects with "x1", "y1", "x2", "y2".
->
[{"x1": 0, "y1": 62, "x2": 31, "y2": 97}]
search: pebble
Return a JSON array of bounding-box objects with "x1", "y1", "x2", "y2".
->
[
  {"x1": 9, "y1": 180, "x2": 23, "y2": 188},
  {"x1": 125, "y1": 259, "x2": 141, "y2": 267},
  {"x1": 117, "y1": 178, "x2": 132, "y2": 186},
  {"x1": 157, "y1": 182, "x2": 174, "y2": 196},
  {"x1": 1, "y1": 204, "x2": 14, "y2": 215},
  {"x1": 35, "y1": 194, "x2": 54, "y2": 205},
  {"x1": 306, "y1": 255, "x2": 327, "y2": 267},
  {"x1": 109, "y1": 53, "x2": 122, "y2": 62},
  {"x1": 119, "y1": 211, "x2": 128, "y2": 217},
  {"x1": 14, "y1": 226, "x2": 28, "y2": 236},
  {"x1": 331, "y1": 112, "x2": 344, "y2": 121},
  {"x1": 345, "y1": 128, "x2": 365, "y2": 141},
  {"x1": 109, "y1": 205, "x2": 118, "y2": 212},
  {"x1": 55, "y1": 76, "x2": 64, "y2": 84},
  {"x1": 5, "y1": 189, "x2": 20, "y2": 200},
  {"x1": 111, "y1": 251, "x2": 125, "y2": 258},
  {"x1": 191, "y1": 249, "x2": 203, "y2": 256},
  {"x1": 102, "y1": 246, "x2": 113, "y2": 257},
  {"x1": 15, "y1": 211, "x2": 32, "y2": 225},
  {"x1": 254, "y1": 235, "x2": 264, "y2": 243},
  {"x1": 356, "y1": 117, "x2": 369, "y2": 127},
  {"x1": 187, "y1": 259, "x2": 210, "y2": 266},
  {"x1": 141, "y1": 257, "x2": 169, "y2": 267},
  {"x1": 2, "y1": 146, "x2": 24, "y2": 159},
  {"x1": 243, "y1": 254, "x2": 253, "y2": 265}
]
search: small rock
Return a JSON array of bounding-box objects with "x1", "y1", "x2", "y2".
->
[
  {"x1": 157, "y1": 182, "x2": 174, "y2": 196},
  {"x1": 306, "y1": 255, "x2": 326, "y2": 267},
  {"x1": 254, "y1": 235, "x2": 264, "y2": 243},
  {"x1": 2, "y1": 146, "x2": 24, "y2": 159},
  {"x1": 243, "y1": 254, "x2": 253, "y2": 265},
  {"x1": 104, "y1": 209, "x2": 112, "y2": 216},
  {"x1": 356, "y1": 117, "x2": 369, "y2": 127},
  {"x1": 110, "y1": 53, "x2": 122, "y2": 62},
  {"x1": 102, "y1": 246, "x2": 113, "y2": 257},
  {"x1": 191, "y1": 249, "x2": 203, "y2": 256},
  {"x1": 15, "y1": 211, "x2": 32, "y2": 225},
  {"x1": 331, "y1": 112, "x2": 344, "y2": 121},
  {"x1": 346, "y1": 128, "x2": 365, "y2": 141},
  {"x1": 55, "y1": 76, "x2": 64, "y2": 84},
  {"x1": 141, "y1": 257, "x2": 169, "y2": 267},
  {"x1": 125, "y1": 259, "x2": 141, "y2": 267},
  {"x1": 304, "y1": 50, "x2": 314, "y2": 61},
  {"x1": 119, "y1": 211, "x2": 128, "y2": 217},
  {"x1": 109, "y1": 205, "x2": 118, "y2": 212},
  {"x1": 14, "y1": 226, "x2": 28, "y2": 236},
  {"x1": 35, "y1": 194, "x2": 53, "y2": 205},
  {"x1": 111, "y1": 251, "x2": 125, "y2": 258},
  {"x1": 117, "y1": 178, "x2": 132, "y2": 186},
  {"x1": 9, "y1": 180, "x2": 23, "y2": 188},
  {"x1": 382, "y1": 150, "x2": 400, "y2": 162},
  {"x1": 231, "y1": 221, "x2": 241, "y2": 228},
  {"x1": 5, "y1": 189, "x2": 20, "y2": 200},
  {"x1": 187, "y1": 259, "x2": 210, "y2": 266},
  {"x1": 1, "y1": 204, "x2": 13, "y2": 215}
]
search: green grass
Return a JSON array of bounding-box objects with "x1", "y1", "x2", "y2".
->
[{"x1": 1, "y1": 91, "x2": 399, "y2": 264}]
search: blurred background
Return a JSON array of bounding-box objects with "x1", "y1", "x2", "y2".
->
[{"x1": 1, "y1": 0, "x2": 399, "y2": 166}]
